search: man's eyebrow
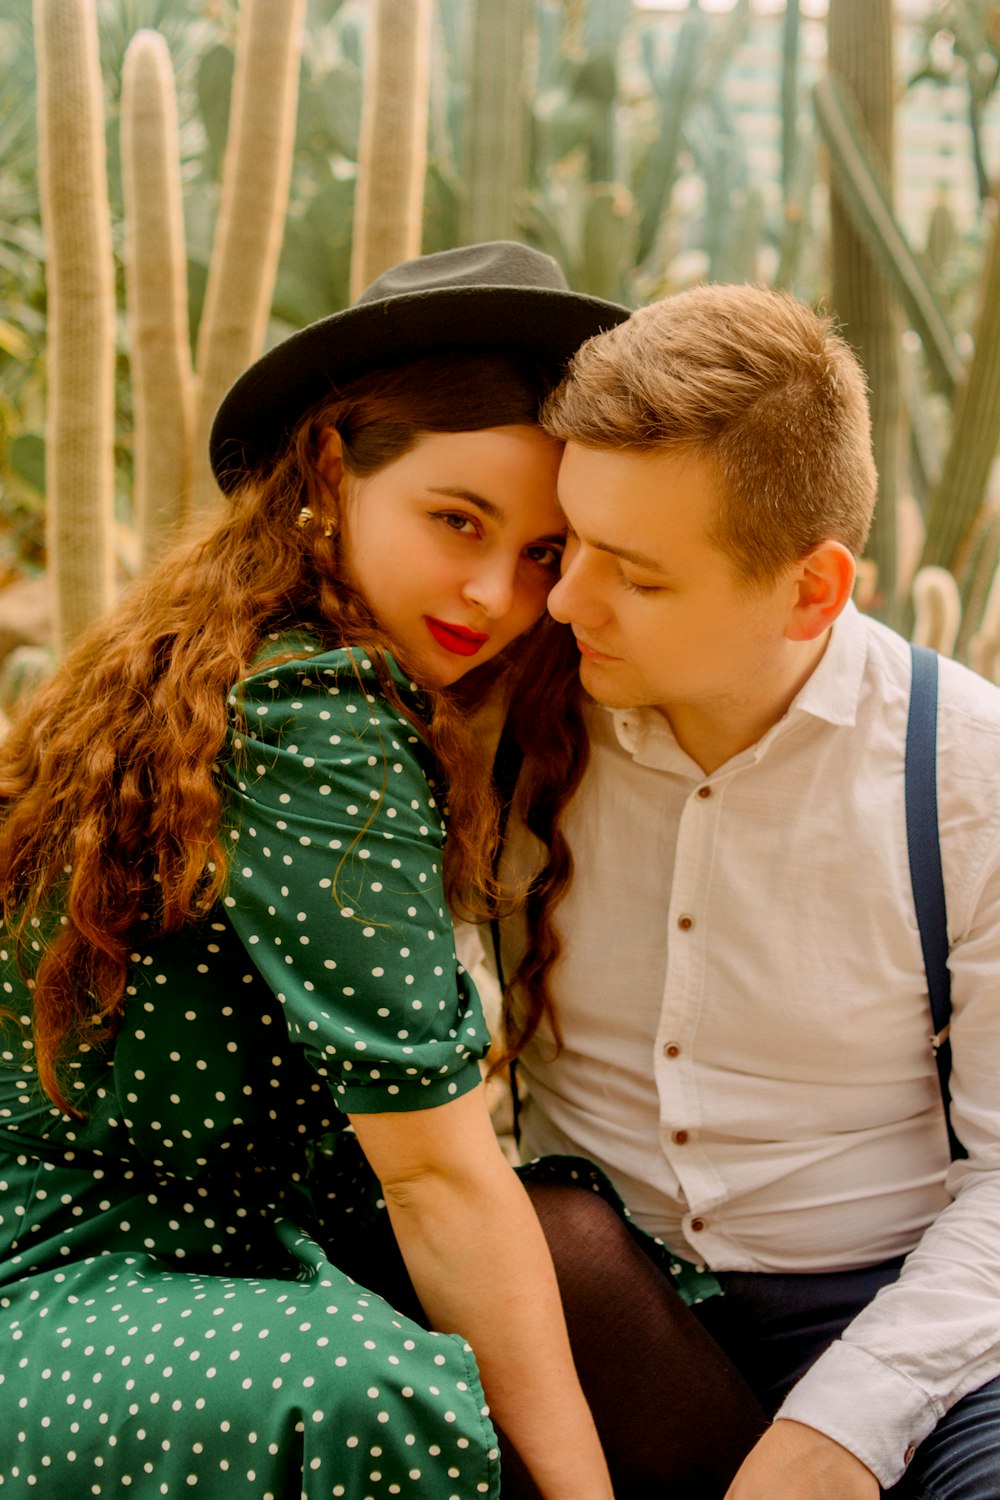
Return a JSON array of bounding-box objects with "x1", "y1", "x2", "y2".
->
[
  {"x1": 426, "y1": 486, "x2": 504, "y2": 523},
  {"x1": 570, "y1": 528, "x2": 669, "y2": 574}
]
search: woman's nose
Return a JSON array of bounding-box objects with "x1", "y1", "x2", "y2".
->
[{"x1": 462, "y1": 556, "x2": 517, "y2": 619}]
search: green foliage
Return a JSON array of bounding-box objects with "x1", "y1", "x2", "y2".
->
[
  {"x1": 908, "y1": 0, "x2": 1000, "y2": 202},
  {"x1": 5, "y1": 0, "x2": 1000, "y2": 648},
  {"x1": 0, "y1": 0, "x2": 45, "y2": 575}
]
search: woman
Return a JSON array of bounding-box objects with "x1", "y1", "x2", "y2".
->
[{"x1": 0, "y1": 243, "x2": 629, "y2": 1498}]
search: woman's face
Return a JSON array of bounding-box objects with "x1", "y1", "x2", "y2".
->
[{"x1": 330, "y1": 424, "x2": 565, "y2": 686}]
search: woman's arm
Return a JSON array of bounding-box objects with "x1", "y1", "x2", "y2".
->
[{"x1": 350, "y1": 1083, "x2": 614, "y2": 1500}]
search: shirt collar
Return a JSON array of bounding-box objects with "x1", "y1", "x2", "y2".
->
[
  {"x1": 607, "y1": 599, "x2": 869, "y2": 768},
  {"x1": 789, "y1": 599, "x2": 867, "y2": 730}
]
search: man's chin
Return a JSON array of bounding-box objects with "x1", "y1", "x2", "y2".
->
[{"x1": 578, "y1": 658, "x2": 637, "y2": 710}]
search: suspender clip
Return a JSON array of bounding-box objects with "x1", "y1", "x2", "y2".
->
[{"x1": 929, "y1": 1024, "x2": 951, "y2": 1052}]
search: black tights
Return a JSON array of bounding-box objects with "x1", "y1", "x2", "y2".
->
[{"x1": 346, "y1": 1180, "x2": 767, "y2": 1498}]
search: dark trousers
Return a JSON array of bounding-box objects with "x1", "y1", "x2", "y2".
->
[{"x1": 693, "y1": 1258, "x2": 1000, "y2": 1499}]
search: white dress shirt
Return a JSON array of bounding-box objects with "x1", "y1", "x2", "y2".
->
[{"x1": 499, "y1": 602, "x2": 1000, "y2": 1487}]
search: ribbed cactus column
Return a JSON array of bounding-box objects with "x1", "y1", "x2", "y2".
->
[
  {"x1": 190, "y1": 0, "x2": 306, "y2": 516},
  {"x1": 34, "y1": 0, "x2": 116, "y2": 653},
  {"x1": 121, "y1": 30, "x2": 194, "y2": 565},
  {"x1": 828, "y1": 0, "x2": 903, "y2": 625},
  {"x1": 350, "y1": 0, "x2": 433, "y2": 299},
  {"x1": 463, "y1": 0, "x2": 532, "y2": 244},
  {"x1": 920, "y1": 200, "x2": 1000, "y2": 579}
]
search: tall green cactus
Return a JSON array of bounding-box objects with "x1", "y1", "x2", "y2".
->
[
  {"x1": 463, "y1": 0, "x2": 532, "y2": 244},
  {"x1": 780, "y1": 0, "x2": 801, "y2": 205},
  {"x1": 813, "y1": 74, "x2": 963, "y2": 401},
  {"x1": 635, "y1": 11, "x2": 708, "y2": 268},
  {"x1": 827, "y1": 0, "x2": 902, "y2": 625},
  {"x1": 121, "y1": 30, "x2": 194, "y2": 565},
  {"x1": 921, "y1": 200, "x2": 1000, "y2": 583},
  {"x1": 34, "y1": 0, "x2": 116, "y2": 653},
  {"x1": 190, "y1": 0, "x2": 306, "y2": 517},
  {"x1": 956, "y1": 512, "x2": 1000, "y2": 665},
  {"x1": 350, "y1": 0, "x2": 433, "y2": 298}
]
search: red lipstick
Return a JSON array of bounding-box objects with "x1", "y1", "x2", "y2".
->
[{"x1": 425, "y1": 618, "x2": 490, "y2": 656}]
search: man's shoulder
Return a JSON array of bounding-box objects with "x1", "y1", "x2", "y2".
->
[
  {"x1": 936, "y1": 651, "x2": 1000, "y2": 726},
  {"x1": 860, "y1": 611, "x2": 1000, "y2": 734}
]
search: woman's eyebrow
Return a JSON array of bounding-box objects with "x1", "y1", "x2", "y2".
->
[{"x1": 426, "y1": 486, "x2": 504, "y2": 523}]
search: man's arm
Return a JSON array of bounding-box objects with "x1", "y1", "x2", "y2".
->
[{"x1": 734, "y1": 838, "x2": 1000, "y2": 1493}]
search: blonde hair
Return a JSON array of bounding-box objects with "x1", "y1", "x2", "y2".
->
[{"x1": 542, "y1": 283, "x2": 878, "y2": 585}]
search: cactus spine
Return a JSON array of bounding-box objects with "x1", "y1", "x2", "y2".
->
[
  {"x1": 34, "y1": 0, "x2": 116, "y2": 654},
  {"x1": 350, "y1": 0, "x2": 433, "y2": 299},
  {"x1": 190, "y1": 0, "x2": 306, "y2": 517},
  {"x1": 121, "y1": 30, "x2": 194, "y2": 565}
]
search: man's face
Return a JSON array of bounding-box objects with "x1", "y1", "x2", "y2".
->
[{"x1": 548, "y1": 442, "x2": 798, "y2": 724}]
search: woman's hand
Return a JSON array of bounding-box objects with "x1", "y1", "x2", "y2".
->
[
  {"x1": 351, "y1": 1084, "x2": 615, "y2": 1500},
  {"x1": 724, "y1": 1419, "x2": 880, "y2": 1500}
]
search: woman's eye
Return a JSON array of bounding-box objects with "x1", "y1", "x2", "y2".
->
[
  {"x1": 524, "y1": 543, "x2": 564, "y2": 571},
  {"x1": 435, "y1": 510, "x2": 479, "y2": 535},
  {"x1": 621, "y1": 575, "x2": 662, "y2": 596}
]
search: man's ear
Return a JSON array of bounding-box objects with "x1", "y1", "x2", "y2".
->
[
  {"x1": 785, "y1": 540, "x2": 857, "y2": 642},
  {"x1": 317, "y1": 426, "x2": 344, "y2": 495}
]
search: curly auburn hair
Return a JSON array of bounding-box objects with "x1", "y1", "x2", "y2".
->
[{"x1": 0, "y1": 350, "x2": 580, "y2": 1114}]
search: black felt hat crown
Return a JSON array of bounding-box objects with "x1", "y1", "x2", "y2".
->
[{"x1": 209, "y1": 240, "x2": 630, "y2": 492}]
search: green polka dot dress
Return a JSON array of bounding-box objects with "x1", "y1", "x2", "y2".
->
[{"x1": 0, "y1": 641, "x2": 501, "y2": 1497}]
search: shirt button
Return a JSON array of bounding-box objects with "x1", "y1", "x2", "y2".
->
[
  {"x1": 663, "y1": 1042, "x2": 681, "y2": 1058},
  {"x1": 677, "y1": 914, "x2": 695, "y2": 931},
  {"x1": 697, "y1": 785, "x2": 712, "y2": 799},
  {"x1": 689, "y1": 1217, "x2": 706, "y2": 1232},
  {"x1": 672, "y1": 1129, "x2": 690, "y2": 1145},
  {"x1": 903, "y1": 1444, "x2": 917, "y2": 1465}
]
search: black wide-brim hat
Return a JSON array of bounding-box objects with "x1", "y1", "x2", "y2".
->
[{"x1": 209, "y1": 240, "x2": 630, "y2": 493}]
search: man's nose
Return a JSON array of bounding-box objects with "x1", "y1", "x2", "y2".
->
[{"x1": 547, "y1": 548, "x2": 602, "y2": 627}]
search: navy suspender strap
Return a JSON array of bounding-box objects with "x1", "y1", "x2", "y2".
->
[{"x1": 905, "y1": 643, "x2": 966, "y2": 1161}]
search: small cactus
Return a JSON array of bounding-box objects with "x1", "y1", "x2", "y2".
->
[
  {"x1": 911, "y1": 566, "x2": 961, "y2": 657},
  {"x1": 970, "y1": 557, "x2": 1000, "y2": 684}
]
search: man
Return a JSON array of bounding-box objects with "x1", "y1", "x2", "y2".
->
[{"x1": 499, "y1": 284, "x2": 1000, "y2": 1498}]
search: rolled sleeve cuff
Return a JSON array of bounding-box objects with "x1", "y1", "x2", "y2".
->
[
  {"x1": 331, "y1": 1054, "x2": 485, "y2": 1115},
  {"x1": 775, "y1": 1338, "x2": 939, "y2": 1488}
]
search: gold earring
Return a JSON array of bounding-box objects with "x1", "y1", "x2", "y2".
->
[{"x1": 296, "y1": 505, "x2": 334, "y2": 538}]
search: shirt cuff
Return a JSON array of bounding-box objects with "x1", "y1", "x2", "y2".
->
[
  {"x1": 332, "y1": 1054, "x2": 484, "y2": 1115},
  {"x1": 775, "y1": 1338, "x2": 940, "y2": 1488}
]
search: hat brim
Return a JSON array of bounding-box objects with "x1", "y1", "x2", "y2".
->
[{"x1": 209, "y1": 283, "x2": 630, "y2": 492}]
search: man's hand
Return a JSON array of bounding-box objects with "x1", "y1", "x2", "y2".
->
[{"x1": 725, "y1": 1418, "x2": 880, "y2": 1500}]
